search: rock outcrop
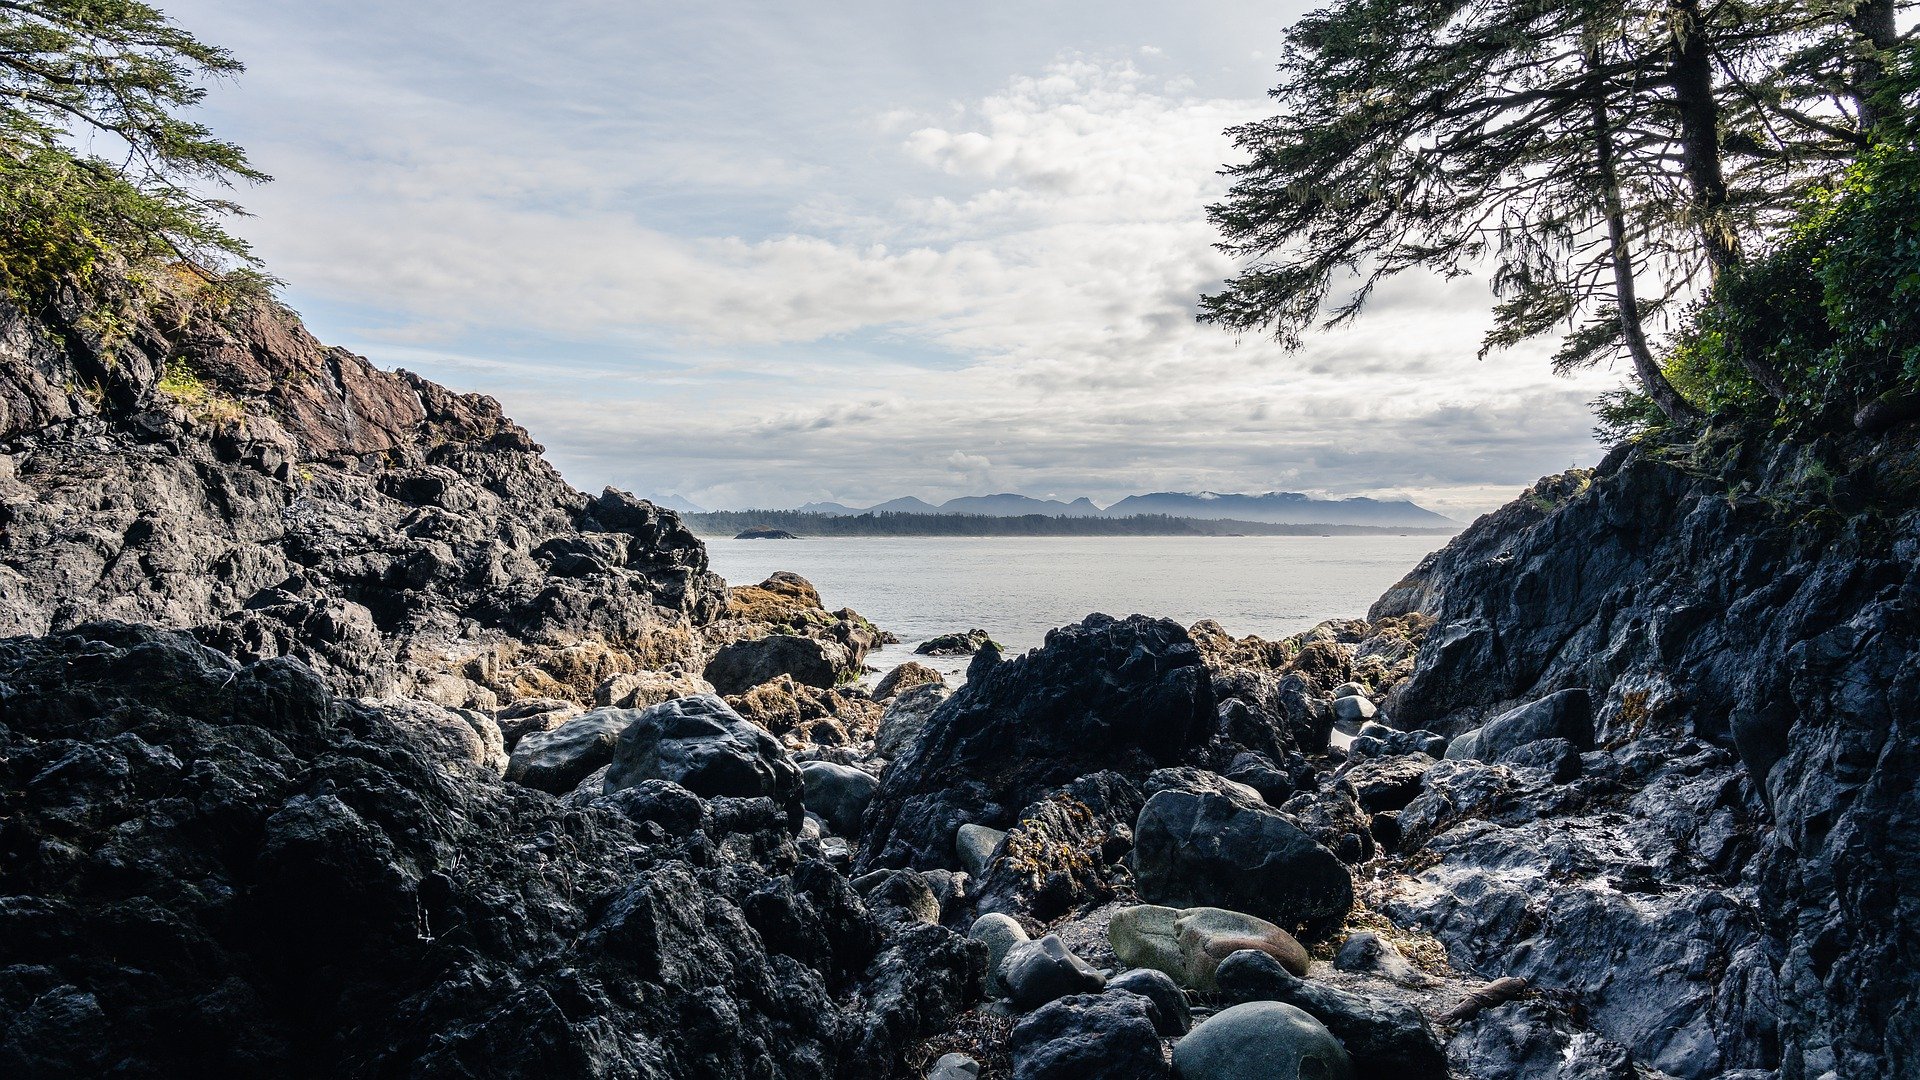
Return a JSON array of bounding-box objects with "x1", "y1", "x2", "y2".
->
[
  {"x1": 0, "y1": 623, "x2": 976, "y2": 1077},
  {"x1": 1371, "y1": 429, "x2": 1920, "y2": 1079}
]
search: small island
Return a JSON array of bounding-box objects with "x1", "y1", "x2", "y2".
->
[{"x1": 735, "y1": 526, "x2": 802, "y2": 540}]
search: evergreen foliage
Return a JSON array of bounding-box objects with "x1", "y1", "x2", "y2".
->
[
  {"x1": 0, "y1": 0, "x2": 268, "y2": 303},
  {"x1": 1203, "y1": 0, "x2": 1915, "y2": 424}
]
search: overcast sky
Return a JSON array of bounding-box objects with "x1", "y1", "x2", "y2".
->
[{"x1": 166, "y1": 0, "x2": 1617, "y2": 519}]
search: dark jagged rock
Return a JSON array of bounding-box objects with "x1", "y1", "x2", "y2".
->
[
  {"x1": 0, "y1": 294, "x2": 722, "y2": 709},
  {"x1": 861, "y1": 614, "x2": 1215, "y2": 871},
  {"x1": 1370, "y1": 431, "x2": 1920, "y2": 1078},
  {"x1": 915, "y1": 628, "x2": 999, "y2": 657},
  {"x1": 1131, "y1": 790, "x2": 1353, "y2": 940},
  {"x1": 602, "y1": 693, "x2": 804, "y2": 829},
  {"x1": 0, "y1": 623, "x2": 973, "y2": 1078},
  {"x1": 1214, "y1": 950, "x2": 1448, "y2": 1080},
  {"x1": 973, "y1": 771, "x2": 1142, "y2": 921},
  {"x1": 1005, "y1": 991, "x2": 1168, "y2": 1080}
]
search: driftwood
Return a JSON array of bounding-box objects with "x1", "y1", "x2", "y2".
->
[{"x1": 1439, "y1": 977, "x2": 1530, "y2": 1023}]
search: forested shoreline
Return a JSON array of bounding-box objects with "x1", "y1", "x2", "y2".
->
[{"x1": 689, "y1": 510, "x2": 1459, "y2": 539}]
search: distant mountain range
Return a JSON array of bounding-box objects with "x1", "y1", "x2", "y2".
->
[
  {"x1": 788, "y1": 490, "x2": 1456, "y2": 527},
  {"x1": 646, "y1": 493, "x2": 707, "y2": 514}
]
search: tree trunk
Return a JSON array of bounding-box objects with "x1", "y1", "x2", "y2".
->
[
  {"x1": 1667, "y1": 0, "x2": 1790, "y2": 399},
  {"x1": 1590, "y1": 61, "x2": 1699, "y2": 424},
  {"x1": 1848, "y1": 0, "x2": 1899, "y2": 137}
]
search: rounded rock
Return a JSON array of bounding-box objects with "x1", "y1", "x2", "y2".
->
[
  {"x1": 970, "y1": 912, "x2": 1031, "y2": 998},
  {"x1": 1001, "y1": 933, "x2": 1106, "y2": 1011},
  {"x1": 799, "y1": 759, "x2": 879, "y2": 837},
  {"x1": 1108, "y1": 967, "x2": 1191, "y2": 1035},
  {"x1": 1171, "y1": 1000, "x2": 1354, "y2": 1080}
]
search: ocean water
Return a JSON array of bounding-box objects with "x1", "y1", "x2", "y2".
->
[{"x1": 702, "y1": 535, "x2": 1451, "y2": 681}]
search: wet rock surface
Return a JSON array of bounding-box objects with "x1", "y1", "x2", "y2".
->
[
  {"x1": 7, "y1": 287, "x2": 1919, "y2": 1079},
  {"x1": 0, "y1": 624, "x2": 974, "y2": 1077}
]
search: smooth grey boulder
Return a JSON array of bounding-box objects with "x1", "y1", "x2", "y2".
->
[
  {"x1": 1001, "y1": 934, "x2": 1106, "y2": 1011},
  {"x1": 875, "y1": 682, "x2": 951, "y2": 758},
  {"x1": 703, "y1": 634, "x2": 850, "y2": 695},
  {"x1": 1007, "y1": 991, "x2": 1168, "y2": 1080},
  {"x1": 970, "y1": 912, "x2": 1030, "y2": 998},
  {"x1": 1171, "y1": 1000, "x2": 1353, "y2": 1080},
  {"x1": 799, "y1": 760, "x2": 878, "y2": 837},
  {"x1": 1131, "y1": 790, "x2": 1353, "y2": 939},
  {"x1": 1333, "y1": 694, "x2": 1377, "y2": 722},
  {"x1": 505, "y1": 708, "x2": 636, "y2": 792},
  {"x1": 1108, "y1": 968, "x2": 1191, "y2": 1035},
  {"x1": 603, "y1": 694, "x2": 803, "y2": 828},
  {"x1": 1333, "y1": 682, "x2": 1369, "y2": 699},
  {"x1": 1444, "y1": 688, "x2": 1593, "y2": 762},
  {"x1": 1215, "y1": 949, "x2": 1446, "y2": 1080},
  {"x1": 926, "y1": 1053, "x2": 980, "y2": 1080},
  {"x1": 955, "y1": 823, "x2": 1007, "y2": 878}
]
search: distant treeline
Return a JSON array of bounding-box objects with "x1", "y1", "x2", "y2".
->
[{"x1": 686, "y1": 510, "x2": 1458, "y2": 538}]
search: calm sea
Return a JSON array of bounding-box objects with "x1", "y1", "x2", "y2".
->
[{"x1": 701, "y1": 535, "x2": 1451, "y2": 680}]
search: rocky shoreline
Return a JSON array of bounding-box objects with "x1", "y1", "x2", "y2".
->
[{"x1": 3, "y1": 293, "x2": 1916, "y2": 1078}]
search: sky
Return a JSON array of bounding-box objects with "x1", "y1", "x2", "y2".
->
[{"x1": 164, "y1": 0, "x2": 1621, "y2": 520}]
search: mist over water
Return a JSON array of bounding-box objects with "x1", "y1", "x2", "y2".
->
[{"x1": 703, "y1": 534, "x2": 1450, "y2": 680}]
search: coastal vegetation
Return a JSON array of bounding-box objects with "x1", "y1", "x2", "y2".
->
[
  {"x1": 0, "y1": 0, "x2": 269, "y2": 311},
  {"x1": 1204, "y1": 0, "x2": 1917, "y2": 431}
]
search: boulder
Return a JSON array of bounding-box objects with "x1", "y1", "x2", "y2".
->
[
  {"x1": 602, "y1": 694, "x2": 803, "y2": 829},
  {"x1": 863, "y1": 614, "x2": 1214, "y2": 871},
  {"x1": 970, "y1": 912, "x2": 1030, "y2": 997},
  {"x1": 1001, "y1": 934, "x2": 1106, "y2": 1011},
  {"x1": 1278, "y1": 785, "x2": 1375, "y2": 865},
  {"x1": 955, "y1": 823, "x2": 1008, "y2": 878},
  {"x1": 915, "y1": 629, "x2": 998, "y2": 656},
  {"x1": 974, "y1": 772, "x2": 1142, "y2": 921},
  {"x1": 1444, "y1": 688, "x2": 1594, "y2": 762},
  {"x1": 1107, "y1": 904, "x2": 1307, "y2": 991},
  {"x1": 926, "y1": 1053, "x2": 980, "y2": 1080},
  {"x1": 875, "y1": 661, "x2": 944, "y2": 701},
  {"x1": 855, "y1": 868, "x2": 941, "y2": 927},
  {"x1": 1107, "y1": 968, "x2": 1192, "y2": 1036},
  {"x1": 1214, "y1": 950, "x2": 1447, "y2": 1080},
  {"x1": 874, "y1": 682, "x2": 951, "y2": 759},
  {"x1": 505, "y1": 708, "x2": 636, "y2": 792},
  {"x1": 800, "y1": 760, "x2": 879, "y2": 837},
  {"x1": 1131, "y1": 790, "x2": 1353, "y2": 939},
  {"x1": 1171, "y1": 1000, "x2": 1353, "y2": 1080},
  {"x1": 1007, "y1": 991, "x2": 1169, "y2": 1080},
  {"x1": 1333, "y1": 695, "x2": 1377, "y2": 723},
  {"x1": 704, "y1": 634, "x2": 851, "y2": 695},
  {"x1": 1341, "y1": 754, "x2": 1437, "y2": 813}
]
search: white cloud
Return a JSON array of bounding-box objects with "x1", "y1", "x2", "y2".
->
[{"x1": 165, "y1": 2, "x2": 1618, "y2": 516}]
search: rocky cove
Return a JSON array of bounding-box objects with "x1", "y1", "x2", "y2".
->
[{"x1": 1, "y1": 288, "x2": 1916, "y2": 1080}]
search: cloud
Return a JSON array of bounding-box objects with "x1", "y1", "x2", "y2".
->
[{"x1": 167, "y1": 2, "x2": 1618, "y2": 516}]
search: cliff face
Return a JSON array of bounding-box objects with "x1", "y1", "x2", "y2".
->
[
  {"x1": 0, "y1": 288, "x2": 724, "y2": 706},
  {"x1": 1372, "y1": 428, "x2": 1920, "y2": 1079}
]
